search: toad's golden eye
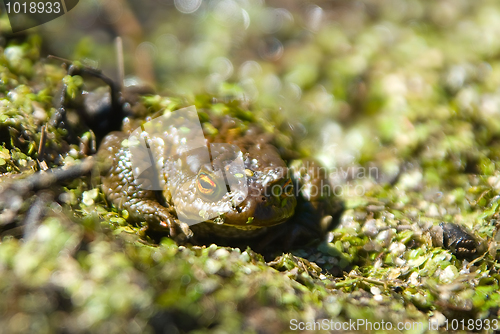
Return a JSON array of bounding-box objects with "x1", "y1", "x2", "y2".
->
[
  {"x1": 281, "y1": 179, "x2": 294, "y2": 198},
  {"x1": 197, "y1": 171, "x2": 218, "y2": 195}
]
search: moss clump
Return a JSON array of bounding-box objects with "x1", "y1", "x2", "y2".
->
[{"x1": 4, "y1": 1, "x2": 500, "y2": 333}]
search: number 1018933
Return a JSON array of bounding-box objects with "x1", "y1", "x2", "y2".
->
[
  {"x1": 3, "y1": 0, "x2": 79, "y2": 33},
  {"x1": 5, "y1": 1, "x2": 61, "y2": 14}
]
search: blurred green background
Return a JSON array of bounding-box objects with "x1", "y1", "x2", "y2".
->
[{"x1": 10, "y1": 0, "x2": 500, "y2": 176}]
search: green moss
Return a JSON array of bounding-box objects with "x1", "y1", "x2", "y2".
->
[{"x1": 4, "y1": 0, "x2": 500, "y2": 332}]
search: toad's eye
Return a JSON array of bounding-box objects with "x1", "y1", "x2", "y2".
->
[
  {"x1": 281, "y1": 179, "x2": 294, "y2": 198},
  {"x1": 197, "y1": 171, "x2": 218, "y2": 195},
  {"x1": 196, "y1": 169, "x2": 226, "y2": 202}
]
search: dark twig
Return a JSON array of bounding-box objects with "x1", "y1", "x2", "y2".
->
[
  {"x1": 37, "y1": 124, "x2": 48, "y2": 171},
  {"x1": 12, "y1": 157, "x2": 95, "y2": 193},
  {"x1": 48, "y1": 55, "x2": 123, "y2": 134},
  {"x1": 116, "y1": 37, "x2": 125, "y2": 96},
  {"x1": 0, "y1": 157, "x2": 95, "y2": 227}
]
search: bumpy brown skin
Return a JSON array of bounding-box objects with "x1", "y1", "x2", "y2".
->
[
  {"x1": 98, "y1": 111, "x2": 340, "y2": 244},
  {"x1": 99, "y1": 132, "x2": 194, "y2": 239}
]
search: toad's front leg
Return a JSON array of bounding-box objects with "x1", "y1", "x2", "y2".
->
[{"x1": 98, "y1": 132, "x2": 193, "y2": 241}]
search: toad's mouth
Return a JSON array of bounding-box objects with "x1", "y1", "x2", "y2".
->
[
  {"x1": 172, "y1": 183, "x2": 297, "y2": 228},
  {"x1": 209, "y1": 185, "x2": 297, "y2": 228}
]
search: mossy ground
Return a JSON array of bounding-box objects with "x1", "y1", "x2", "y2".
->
[{"x1": 2, "y1": 1, "x2": 500, "y2": 333}]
